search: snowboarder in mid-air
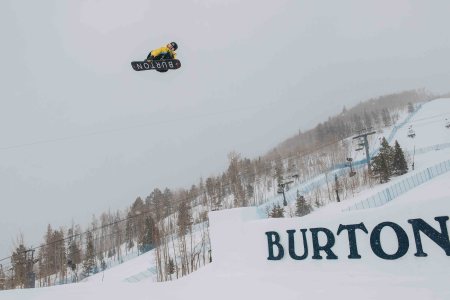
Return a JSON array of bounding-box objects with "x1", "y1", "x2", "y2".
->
[
  {"x1": 147, "y1": 42, "x2": 177, "y2": 73},
  {"x1": 147, "y1": 42, "x2": 178, "y2": 61},
  {"x1": 130, "y1": 41, "x2": 180, "y2": 72}
]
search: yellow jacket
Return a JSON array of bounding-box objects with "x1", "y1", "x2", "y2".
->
[{"x1": 150, "y1": 46, "x2": 177, "y2": 59}]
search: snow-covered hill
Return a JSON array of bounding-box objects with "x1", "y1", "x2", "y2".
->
[
  {"x1": 1, "y1": 99, "x2": 449, "y2": 300},
  {"x1": 2, "y1": 165, "x2": 450, "y2": 300},
  {"x1": 257, "y1": 98, "x2": 450, "y2": 215}
]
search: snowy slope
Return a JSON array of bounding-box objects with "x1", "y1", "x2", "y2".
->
[
  {"x1": 1, "y1": 99, "x2": 449, "y2": 300},
  {"x1": 396, "y1": 99, "x2": 450, "y2": 152},
  {"x1": 1, "y1": 171, "x2": 449, "y2": 300},
  {"x1": 259, "y1": 98, "x2": 450, "y2": 214}
]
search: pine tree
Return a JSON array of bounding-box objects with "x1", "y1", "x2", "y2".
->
[
  {"x1": 11, "y1": 244, "x2": 27, "y2": 288},
  {"x1": 82, "y1": 231, "x2": 96, "y2": 277},
  {"x1": 42, "y1": 224, "x2": 55, "y2": 283},
  {"x1": 163, "y1": 188, "x2": 174, "y2": 218},
  {"x1": 52, "y1": 229, "x2": 67, "y2": 283},
  {"x1": 295, "y1": 191, "x2": 312, "y2": 217},
  {"x1": 372, "y1": 154, "x2": 389, "y2": 183},
  {"x1": 167, "y1": 257, "x2": 175, "y2": 276},
  {"x1": 381, "y1": 137, "x2": 394, "y2": 158},
  {"x1": 125, "y1": 215, "x2": 134, "y2": 251},
  {"x1": 371, "y1": 137, "x2": 393, "y2": 183},
  {"x1": 98, "y1": 252, "x2": 107, "y2": 271},
  {"x1": 129, "y1": 197, "x2": 145, "y2": 251},
  {"x1": 67, "y1": 232, "x2": 81, "y2": 270},
  {"x1": 177, "y1": 199, "x2": 192, "y2": 236},
  {"x1": 269, "y1": 203, "x2": 284, "y2": 218},
  {"x1": 274, "y1": 153, "x2": 284, "y2": 187},
  {"x1": 139, "y1": 216, "x2": 155, "y2": 253},
  {"x1": 392, "y1": 140, "x2": 408, "y2": 175},
  {"x1": 67, "y1": 238, "x2": 80, "y2": 281}
]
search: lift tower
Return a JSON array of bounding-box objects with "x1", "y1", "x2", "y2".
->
[{"x1": 353, "y1": 129, "x2": 376, "y2": 172}]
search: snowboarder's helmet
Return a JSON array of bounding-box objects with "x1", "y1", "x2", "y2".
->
[{"x1": 169, "y1": 42, "x2": 178, "y2": 50}]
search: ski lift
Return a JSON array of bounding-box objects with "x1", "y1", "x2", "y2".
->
[
  {"x1": 290, "y1": 174, "x2": 300, "y2": 181},
  {"x1": 278, "y1": 180, "x2": 294, "y2": 193},
  {"x1": 357, "y1": 138, "x2": 365, "y2": 147},
  {"x1": 346, "y1": 157, "x2": 356, "y2": 177},
  {"x1": 353, "y1": 137, "x2": 364, "y2": 151},
  {"x1": 345, "y1": 157, "x2": 353, "y2": 167},
  {"x1": 285, "y1": 167, "x2": 299, "y2": 181},
  {"x1": 277, "y1": 186, "x2": 285, "y2": 194},
  {"x1": 407, "y1": 126, "x2": 416, "y2": 138}
]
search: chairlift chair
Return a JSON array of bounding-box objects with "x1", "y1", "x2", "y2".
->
[
  {"x1": 407, "y1": 128, "x2": 416, "y2": 138},
  {"x1": 353, "y1": 137, "x2": 365, "y2": 147}
]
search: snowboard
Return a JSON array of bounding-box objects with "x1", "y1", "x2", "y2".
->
[{"x1": 131, "y1": 59, "x2": 181, "y2": 71}]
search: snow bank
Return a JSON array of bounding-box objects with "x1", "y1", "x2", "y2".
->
[{"x1": 210, "y1": 192, "x2": 450, "y2": 274}]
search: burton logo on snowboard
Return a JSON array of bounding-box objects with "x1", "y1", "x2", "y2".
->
[{"x1": 131, "y1": 59, "x2": 181, "y2": 71}]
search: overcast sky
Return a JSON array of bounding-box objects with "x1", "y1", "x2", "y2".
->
[{"x1": 1, "y1": 0, "x2": 450, "y2": 258}]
